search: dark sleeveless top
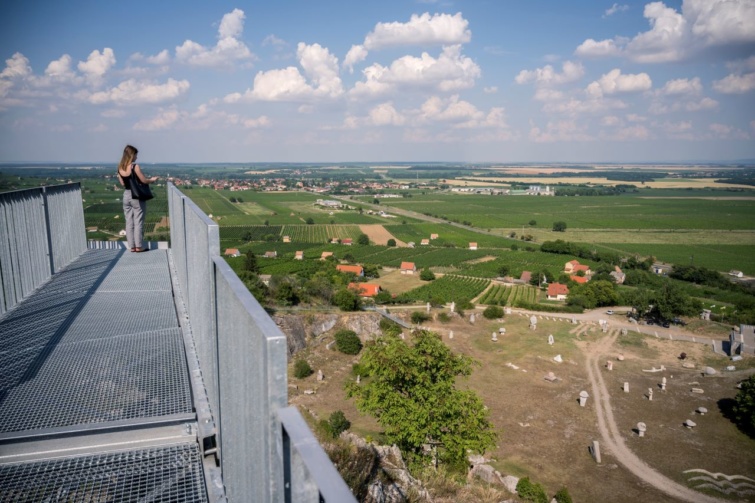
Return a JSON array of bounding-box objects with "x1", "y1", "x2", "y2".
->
[{"x1": 121, "y1": 163, "x2": 135, "y2": 190}]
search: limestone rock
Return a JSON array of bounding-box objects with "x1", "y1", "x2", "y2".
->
[{"x1": 501, "y1": 475, "x2": 519, "y2": 494}]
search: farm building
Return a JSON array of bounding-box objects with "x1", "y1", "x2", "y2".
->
[
  {"x1": 320, "y1": 252, "x2": 333, "y2": 260},
  {"x1": 520, "y1": 271, "x2": 532, "y2": 283},
  {"x1": 564, "y1": 260, "x2": 591, "y2": 276},
  {"x1": 400, "y1": 262, "x2": 417, "y2": 274},
  {"x1": 610, "y1": 266, "x2": 626, "y2": 284},
  {"x1": 264, "y1": 251, "x2": 277, "y2": 258},
  {"x1": 652, "y1": 262, "x2": 672, "y2": 275},
  {"x1": 224, "y1": 248, "x2": 240, "y2": 257},
  {"x1": 337, "y1": 264, "x2": 364, "y2": 276},
  {"x1": 315, "y1": 199, "x2": 342, "y2": 209},
  {"x1": 570, "y1": 275, "x2": 589, "y2": 284},
  {"x1": 342, "y1": 238, "x2": 353, "y2": 246},
  {"x1": 430, "y1": 233, "x2": 439, "y2": 240},
  {"x1": 420, "y1": 239, "x2": 430, "y2": 246},
  {"x1": 547, "y1": 283, "x2": 569, "y2": 301},
  {"x1": 469, "y1": 242, "x2": 478, "y2": 250},
  {"x1": 295, "y1": 251, "x2": 304, "y2": 260},
  {"x1": 348, "y1": 283, "x2": 381, "y2": 297},
  {"x1": 282, "y1": 236, "x2": 291, "y2": 243}
]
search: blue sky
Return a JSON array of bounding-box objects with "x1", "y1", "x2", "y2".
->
[{"x1": 1, "y1": 0, "x2": 753, "y2": 163}]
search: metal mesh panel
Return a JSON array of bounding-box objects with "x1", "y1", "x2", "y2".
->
[
  {"x1": 0, "y1": 444, "x2": 207, "y2": 503},
  {"x1": 0, "y1": 328, "x2": 192, "y2": 433}
]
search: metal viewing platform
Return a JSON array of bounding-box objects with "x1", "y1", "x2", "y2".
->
[{"x1": 0, "y1": 183, "x2": 355, "y2": 502}]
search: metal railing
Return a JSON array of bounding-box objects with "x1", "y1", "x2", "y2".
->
[
  {"x1": 168, "y1": 183, "x2": 355, "y2": 503},
  {"x1": 0, "y1": 183, "x2": 86, "y2": 316}
]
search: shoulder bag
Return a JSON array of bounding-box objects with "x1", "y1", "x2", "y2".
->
[{"x1": 130, "y1": 166, "x2": 154, "y2": 201}]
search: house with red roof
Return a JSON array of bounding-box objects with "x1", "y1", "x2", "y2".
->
[
  {"x1": 348, "y1": 282, "x2": 381, "y2": 297},
  {"x1": 337, "y1": 264, "x2": 364, "y2": 276},
  {"x1": 400, "y1": 262, "x2": 417, "y2": 274},
  {"x1": 570, "y1": 275, "x2": 589, "y2": 284},
  {"x1": 469, "y1": 242, "x2": 478, "y2": 250},
  {"x1": 224, "y1": 248, "x2": 240, "y2": 257},
  {"x1": 547, "y1": 282, "x2": 569, "y2": 301}
]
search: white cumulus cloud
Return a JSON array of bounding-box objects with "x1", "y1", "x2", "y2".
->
[
  {"x1": 713, "y1": 72, "x2": 755, "y2": 94},
  {"x1": 88, "y1": 78, "x2": 190, "y2": 105},
  {"x1": 659, "y1": 77, "x2": 702, "y2": 95},
  {"x1": 228, "y1": 43, "x2": 342, "y2": 102},
  {"x1": 0, "y1": 53, "x2": 32, "y2": 79},
  {"x1": 351, "y1": 45, "x2": 480, "y2": 98},
  {"x1": 515, "y1": 61, "x2": 584, "y2": 87},
  {"x1": 604, "y1": 3, "x2": 629, "y2": 17},
  {"x1": 343, "y1": 45, "x2": 368, "y2": 73},
  {"x1": 176, "y1": 9, "x2": 253, "y2": 68},
  {"x1": 364, "y1": 12, "x2": 471, "y2": 50},
  {"x1": 78, "y1": 48, "x2": 116, "y2": 82},
  {"x1": 586, "y1": 69, "x2": 652, "y2": 98},
  {"x1": 368, "y1": 102, "x2": 406, "y2": 126},
  {"x1": 575, "y1": 0, "x2": 755, "y2": 63}
]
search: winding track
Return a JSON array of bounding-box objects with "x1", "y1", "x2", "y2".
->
[{"x1": 583, "y1": 333, "x2": 727, "y2": 503}]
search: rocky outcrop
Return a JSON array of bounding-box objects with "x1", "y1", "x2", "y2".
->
[
  {"x1": 274, "y1": 312, "x2": 383, "y2": 356},
  {"x1": 327, "y1": 433, "x2": 431, "y2": 503}
]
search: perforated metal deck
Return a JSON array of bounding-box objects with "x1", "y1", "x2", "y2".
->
[
  {"x1": 0, "y1": 248, "x2": 208, "y2": 501},
  {"x1": 0, "y1": 249, "x2": 192, "y2": 435},
  {"x1": 0, "y1": 444, "x2": 207, "y2": 502}
]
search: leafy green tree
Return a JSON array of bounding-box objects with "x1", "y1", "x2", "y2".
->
[
  {"x1": 529, "y1": 219, "x2": 537, "y2": 226},
  {"x1": 483, "y1": 305, "x2": 504, "y2": 319},
  {"x1": 305, "y1": 217, "x2": 315, "y2": 225},
  {"x1": 294, "y1": 359, "x2": 313, "y2": 379},
  {"x1": 387, "y1": 238, "x2": 396, "y2": 247},
  {"x1": 554, "y1": 487, "x2": 573, "y2": 503},
  {"x1": 244, "y1": 251, "x2": 259, "y2": 273},
  {"x1": 497, "y1": 264, "x2": 510, "y2": 278},
  {"x1": 346, "y1": 331, "x2": 497, "y2": 466},
  {"x1": 552, "y1": 221, "x2": 567, "y2": 232},
  {"x1": 274, "y1": 282, "x2": 299, "y2": 306},
  {"x1": 653, "y1": 279, "x2": 701, "y2": 320},
  {"x1": 374, "y1": 290, "x2": 392, "y2": 305},
  {"x1": 420, "y1": 268, "x2": 436, "y2": 281},
  {"x1": 328, "y1": 410, "x2": 351, "y2": 438},
  {"x1": 335, "y1": 329, "x2": 363, "y2": 355},
  {"x1": 357, "y1": 233, "x2": 370, "y2": 245},
  {"x1": 733, "y1": 374, "x2": 755, "y2": 434},
  {"x1": 516, "y1": 477, "x2": 548, "y2": 503},
  {"x1": 334, "y1": 288, "x2": 362, "y2": 311}
]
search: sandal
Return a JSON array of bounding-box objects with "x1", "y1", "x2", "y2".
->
[
  {"x1": 131, "y1": 247, "x2": 136, "y2": 252},
  {"x1": 134, "y1": 247, "x2": 145, "y2": 253}
]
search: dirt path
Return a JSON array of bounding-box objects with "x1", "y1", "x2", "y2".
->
[{"x1": 582, "y1": 333, "x2": 727, "y2": 503}]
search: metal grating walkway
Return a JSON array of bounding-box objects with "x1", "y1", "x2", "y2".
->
[
  {"x1": 0, "y1": 248, "x2": 207, "y2": 502},
  {"x1": 0, "y1": 444, "x2": 207, "y2": 502}
]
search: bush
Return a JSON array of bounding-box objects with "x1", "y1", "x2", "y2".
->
[
  {"x1": 411, "y1": 311, "x2": 430, "y2": 324},
  {"x1": 516, "y1": 477, "x2": 548, "y2": 503},
  {"x1": 328, "y1": 410, "x2": 351, "y2": 438},
  {"x1": 420, "y1": 268, "x2": 436, "y2": 281},
  {"x1": 379, "y1": 318, "x2": 402, "y2": 336},
  {"x1": 482, "y1": 305, "x2": 504, "y2": 319},
  {"x1": 554, "y1": 487, "x2": 573, "y2": 503},
  {"x1": 335, "y1": 329, "x2": 363, "y2": 355},
  {"x1": 294, "y1": 359, "x2": 313, "y2": 379},
  {"x1": 437, "y1": 312, "x2": 451, "y2": 323},
  {"x1": 387, "y1": 238, "x2": 396, "y2": 247}
]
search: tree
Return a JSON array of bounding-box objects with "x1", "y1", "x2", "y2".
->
[
  {"x1": 387, "y1": 238, "x2": 396, "y2": 247},
  {"x1": 357, "y1": 233, "x2": 370, "y2": 245},
  {"x1": 483, "y1": 305, "x2": 504, "y2": 319},
  {"x1": 553, "y1": 221, "x2": 567, "y2": 232},
  {"x1": 346, "y1": 331, "x2": 497, "y2": 466},
  {"x1": 335, "y1": 329, "x2": 363, "y2": 355},
  {"x1": 497, "y1": 264, "x2": 510, "y2": 278},
  {"x1": 733, "y1": 375, "x2": 755, "y2": 434},
  {"x1": 529, "y1": 220, "x2": 537, "y2": 226},
  {"x1": 334, "y1": 288, "x2": 362, "y2": 311},
  {"x1": 244, "y1": 251, "x2": 259, "y2": 273},
  {"x1": 328, "y1": 410, "x2": 351, "y2": 438},
  {"x1": 294, "y1": 359, "x2": 313, "y2": 379},
  {"x1": 305, "y1": 217, "x2": 315, "y2": 225},
  {"x1": 419, "y1": 268, "x2": 435, "y2": 281},
  {"x1": 411, "y1": 311, "x2": 430, "y2": 324}
]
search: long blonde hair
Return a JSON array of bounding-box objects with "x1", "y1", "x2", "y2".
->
[{"x1": 118, "y1": 145, "x2": 138, "y2": 176}]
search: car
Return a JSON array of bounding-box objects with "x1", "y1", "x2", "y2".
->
[
  {"x1": 662, "y1": 321, "x2": 670, "y2": 328},
  {"x1": 606, "y1": 310, "x2": 614, "y2": 315}
]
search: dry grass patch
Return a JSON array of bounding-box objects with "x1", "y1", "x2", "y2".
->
[{"x1": 373, "y1": 269, "x2": 425, "y2": 295}]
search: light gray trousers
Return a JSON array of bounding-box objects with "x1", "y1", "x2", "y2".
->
[{"x1": 123, "y1": 190, "x2": 147, "y2": 249}]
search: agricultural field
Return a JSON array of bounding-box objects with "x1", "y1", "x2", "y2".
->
[
  {"x1": 403, "y1": 275, "x2": 490, "y2": 304},
  {"x1": 477, "y1": 284, "x2": 540, "y2": 306},
  {"x1": 384, "y1": 223, "x2": 511, "y2": 248}
]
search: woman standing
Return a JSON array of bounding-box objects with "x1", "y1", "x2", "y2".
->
[{"x1": 117, "y1": 145, "x2": 158, "y2": 252}]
